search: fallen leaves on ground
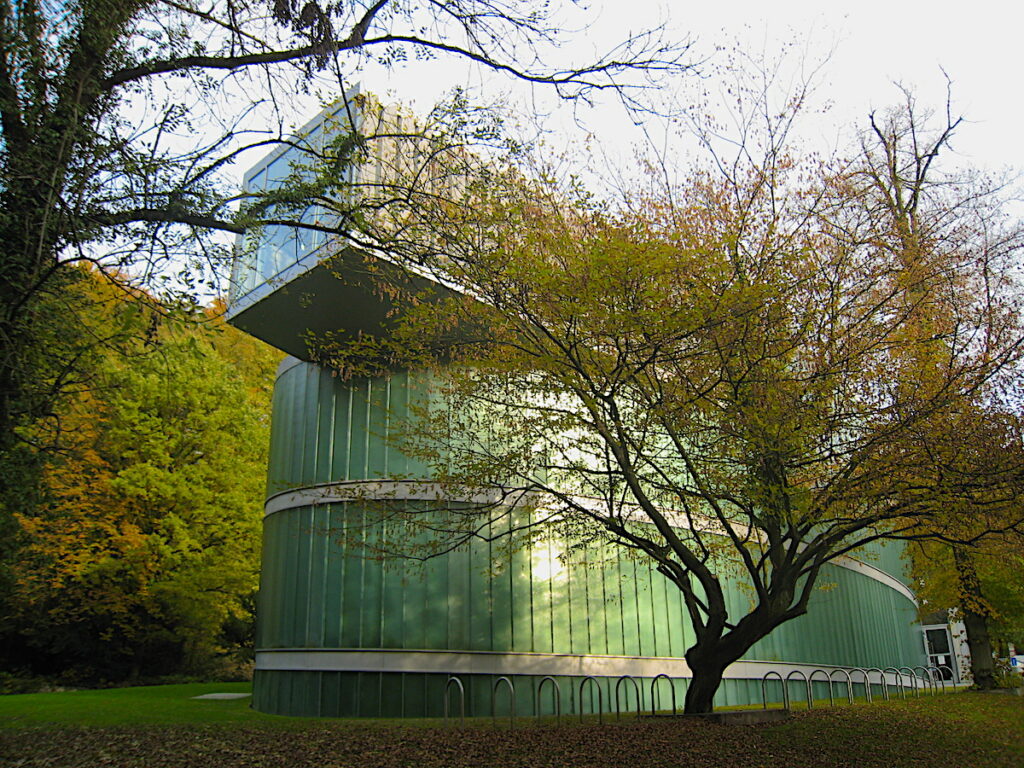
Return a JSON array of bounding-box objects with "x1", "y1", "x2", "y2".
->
[{"x1": 2, "y1": 694, "x2": 1021, "y2": 768}]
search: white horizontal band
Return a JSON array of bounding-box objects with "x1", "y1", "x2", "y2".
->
[
  {"x1": 263, "y1": 480, "x2": 918, "y2": 605},
  {"x1": 255, "y1": 648, "x2": 925, "y2": 686},
  {"x1": 265, "y1": 480, "x2": 520, "y2": 516}
]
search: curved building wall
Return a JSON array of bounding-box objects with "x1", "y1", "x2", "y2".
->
[{"x1": 254, "y1": 359, "x2": 926, "y2": 717}]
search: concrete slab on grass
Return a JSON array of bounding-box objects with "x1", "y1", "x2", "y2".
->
[{"x1": 191, "y1": 693, "x2": 252, "y2": 700}]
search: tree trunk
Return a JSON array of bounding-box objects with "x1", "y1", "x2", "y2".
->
[
  {"x1": 683, "y1": 661, "x2": 727, "y2": 714},
  {"x1": 953, "y1": 546, "x2": 996, "y2": 690},
  {"x1": 962, "y1": 608, "x2": 996, "y2": 689},
  {"x1": 683, "y1": 617, "x2": 779, "y2": 714}
]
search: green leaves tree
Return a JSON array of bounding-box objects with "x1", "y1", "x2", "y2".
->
[
  {"x1": 3, "y1": 273, "x2": 277, "y2": 680},
  {"x1": 308, "y1": 83, "x2": 1024, "y2": 713},
  {"x1": 914, "y1": 532, "x2": 1024, "y2": 689}
]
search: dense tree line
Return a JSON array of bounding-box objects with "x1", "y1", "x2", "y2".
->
[{"x1": 0, "y1": 271, "x2": 277, "y2": 686}]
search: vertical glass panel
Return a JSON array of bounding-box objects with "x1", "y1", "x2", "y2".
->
[
  {"x1": 422, "y1": 547, "x2": 448, "y2": 649},
  {"x1": 297, "y1": 206, "x2": 324, "y2": 259},
  {"x1": 261, "y1": 154, "x2": 298, "y2": 279},
  {"x1": 468, "y1": 534, "x2": 492, "y2": 651},
  {"x1": 264, "y1": 154, "x2": 290, "y2": 189},
  {"x1": 306, "y1": 504, "x2": 328, "y2": 645},
  {"x1": 321, "y1": 506, "x2": 344, "y2": 647},
  {"x1": 302, "y1": 122, "x2": 323, "y2": 155},
  {"x1": 358, "y1": 515, "x2": 382, "y2": 647},
  {"x1": 339, "y1": 507, "x2": 363, "y2": 647},
  {"x1": 446, "y1": 547, "x2": 470, "y2": 650}
]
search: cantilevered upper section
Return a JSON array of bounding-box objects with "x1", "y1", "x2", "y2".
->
[{"x1": 226, "y1": 87, "x2": 433, "y2": 359}]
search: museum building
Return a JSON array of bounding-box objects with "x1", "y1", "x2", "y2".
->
[{"x1": 227, "y1": 93, "x2": 929, "y2": 718}]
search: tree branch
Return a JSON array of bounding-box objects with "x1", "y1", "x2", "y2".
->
[{"x1": 88, "y1": 208, "x2": 244, "y2": 234}]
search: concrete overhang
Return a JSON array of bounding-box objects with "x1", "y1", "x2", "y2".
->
[{"x1": 226, "y1": 245, "x2": 452, "y2": 361}]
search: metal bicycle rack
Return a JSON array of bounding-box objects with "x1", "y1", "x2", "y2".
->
[
  {"x1": 912, "y1": 666, "x2": 935, "y2": 695},
  {"x1": 536, "y1": 676, "x2": 562, "y2": 723},
  {"x1": 785, "y1": 670, "x2": 812, "y2": 709},
  {"x1": 866, "y1": 668, "x2": 888, "y2": 701},
  {"x1": 444, "y1": 676, "x2": 466, "y2": 725},
  {"x1": 883, "y1": 667, "x2": 906, "y2": 700},
  {"x1": 761, "y1": 670, "x2": 789, "y2": 710},
  {"x1": 851, "y1": 668, "x2": 873, "y2": 703},
  {"x1": 650, "y1": 673, "x2": 678, "y2": 715},
  {"x1": 828, "y1": 668, "x2": 855, "y2": 705},
  {"x1": 929, "y1": 665, "x2": 954, "y2": 693},
  {"x1": 898, "y1": 667, "x2": 920, "y2": 697},
  {"x1": 758, "y1": 662, "x2": 961, "y2": 715},
  {"x1": 491, "y1": 676, "x2": 515, "y2": 729},
  {"x1": 614, "y1": 675, "x2": 642, "y2": 720},
  {"x1": 578, "y1": 676, "x2": 604, "y2": 724},
  {"x1": 923, "y1": 666, "x2": 946, "y2": 693},
  {"x1": 448, "y1": 663, "x2": 951, "y2": 726},
  {"x1": 808, "y1": 669, "x2": 834, "y2": 708},
  {"x1": 926, "y1": 666, "x2": 946, "y2": 693}
]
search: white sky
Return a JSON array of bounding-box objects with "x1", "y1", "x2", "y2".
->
[{"x1": 347, "y1": 1, "x2": 1023, "y2": 177}]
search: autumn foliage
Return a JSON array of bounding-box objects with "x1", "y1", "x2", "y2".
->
[
  {"x1": 0, "y1": 274, "x2": 277, "y2": 683},
  {"x1": 305, "y1": 84, "x2": 1024, "y2": 713}
]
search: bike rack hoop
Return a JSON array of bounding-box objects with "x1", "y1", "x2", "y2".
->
[
  {"x1": 883, "y1": 667, "x2": 906, "y2": 700},
  {"x1": 866, "y1": 668, "x2": 889, "y2": 701},
  {"x1": 828, "y1": 668, "x2": 854, "y2": 705},
  {"x1": 898, "y1": 667, "x2": 920, "y2": 698},
  {"x1": 578, "y1": 676, "x2": 604, "y2": 724},
  {"x1": 614, "y1": 675, "x2": 642, "y2": 721},
  {"x1": 925, "y1": 666, "x2": 946, "y2": 694},
  {"x1": 444, "y1": 676, "x2": 465, "y2": 725},
  {"x1": 785, "y1": 670, "x2": 812, "y2": 710},
  {"x1": 936, "y1": 666, "x2": 954, "y2": 692},
  {"x1": 912, "y1": 666, "x2": 935, "y2": 695},
  {"x1": 492, "y1": 676, "x2": 515, "y2": 729},
  {"x1": 650, "y1": 674, "x2": 677, "y2": 716},
  {"x1": 808, "y1": 669, "x2": 834, "y2": 708},
  {"x1": 851, "y1": 668, "x2": 873, "y2": 704},
  {"x1": 535, "y1": 676, "x2": 562, "y2": 723},
  {"x1": 761, "y1": 671, "x2": 789, "y2": 710}
]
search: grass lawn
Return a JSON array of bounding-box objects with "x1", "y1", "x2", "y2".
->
[
  {"x1": 0, "y1": 683, "x2": 279, "y2": 728},
  {"x1": 1, "y1": 684, "x2": 1022, "y2": 767}
]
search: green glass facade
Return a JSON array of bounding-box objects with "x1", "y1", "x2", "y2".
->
[
  {"x1": 252, "y1": 358, "x2": 927, "y2": 717},
  {"x1": 230, "y1": 98, "x2": 929, "y2": 717}
]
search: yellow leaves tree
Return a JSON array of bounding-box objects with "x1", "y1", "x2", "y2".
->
[
  {"x1": 5, "y1": 276, "x2": 277, "y2": 681},
  {"x1": 914, "y1": 536, "x2": 1024, "y2": 685}
]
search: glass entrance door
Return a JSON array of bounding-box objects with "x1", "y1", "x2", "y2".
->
[{"x1": 925, "y1": 627, "x2": 957, "y2": 681}]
